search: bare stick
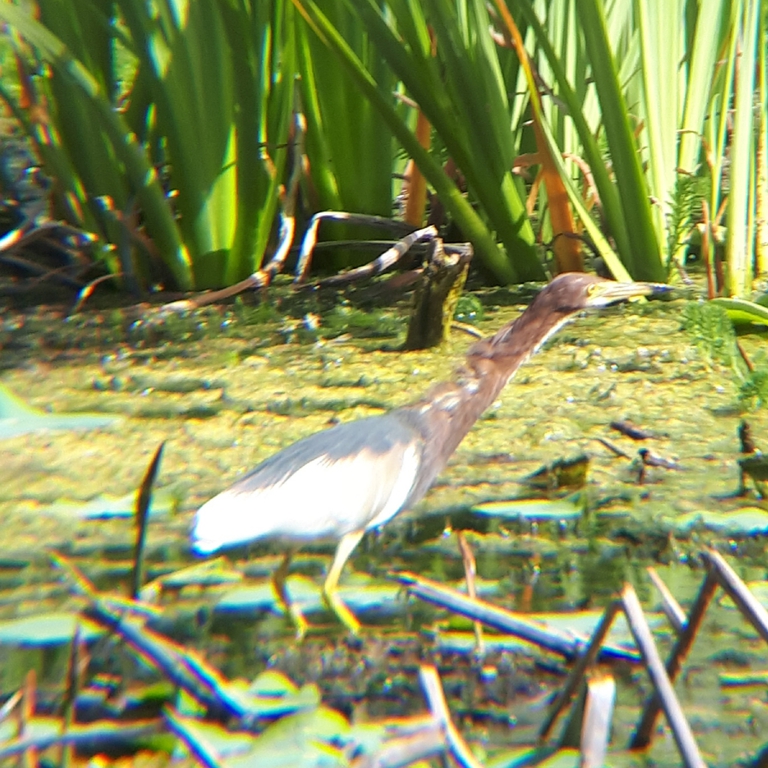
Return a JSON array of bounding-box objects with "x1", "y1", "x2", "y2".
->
[
  {"x1": 419, "y1": 666, "x2": 483, "y2": 768},
  {"x1": 394, "y1": 571, "x2": 636, "y2": 661},
  {"x1": 457, "y1": 532, "x2": 485, "y2": 656},
  {"x1": 310, "y1": 225, "x2": 438, "y2": 288},
  {"x1": 702, "y1": 549, "x2": 768, "y2": 644},
  {"x1": 646, "y1": 567, "x2": 687, "y2": 634},
  {"x1": 295, "y1": 212, "x2": 416, "y2": 282},
  {"x1": 164, "y1": 707, "x2": 223, "y2": 768},
  {"x1": 580, "y1": 673, "x2": 616, "y2": 768},
  {"x1": 539, "y1": 601, "x2": 620, "y2": 741},
  {"x1": 621, "y1": 585, "x2": 705, "y2": 768},
  {"x1": 631, "y1": 569, "x2": 717, "y2": 748}
]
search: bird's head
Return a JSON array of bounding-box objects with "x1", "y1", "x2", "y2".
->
[
  {"x1": 543, "y1": 272, "x2": 670, "y2": 312},
  {"x1": 481, "y1": 272, "x2": 671, "y2": 354}
]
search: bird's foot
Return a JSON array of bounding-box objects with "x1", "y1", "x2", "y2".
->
[
  {"x1": 289, "y1": 606, "x2": 309, "y2": 640},
  {"x1": 323, "y1": 588, "x2": 361, "y2": 636}
]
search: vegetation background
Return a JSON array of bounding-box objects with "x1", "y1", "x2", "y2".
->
[{"x1": 0, "y1": 0, "x2": 765, "y2": 298}]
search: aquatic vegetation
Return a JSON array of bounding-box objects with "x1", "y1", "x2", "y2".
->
[
  {"x1": 681, "y1": 300, "x2": 768, "y2": 411},
  {"x1": 681, "y1": 301, "x2": 741, "y2": 369},
  {"x1": 0, "y1": 287, "x2": 767, "y2": 763}
]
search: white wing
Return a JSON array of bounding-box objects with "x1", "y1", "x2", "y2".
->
[{"x1": 192, "y1": 413, "x2": 422, "y2": 553}]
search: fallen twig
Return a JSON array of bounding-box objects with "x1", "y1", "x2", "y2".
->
[
  {"x1": 164, "y1": 707, "x2": 224, "y2": 768},
  {"x1": 702, "y1": 549, "x2": 768, "y2": 643},
  {"x1": 457, "y1": 532, "x2": 485, "y2": 656},
  {"x1": 84, "y1": 602, "x2": 249, "y2": 720},
  {"x1": 393, "y1": 571, "x2": 636, "y2": 661},
  {"x1": 419, "y1": 666, "x2": 483, "y2": 768},
  {"x1": 621, "y1": 584, "x2": 705, "y2": 768},
  {"x1": 580, "y1": 673, "x2": 616, "y2": 768},
  {"x1": 646, "y1": 567, "x2": 687, "y2": 634},
  {"x1": 539, "y1": 601, "x2": 620, "y2": 740}
]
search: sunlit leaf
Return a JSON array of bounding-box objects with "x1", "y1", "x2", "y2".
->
[
  {"x1": 218, "y1": 671, "x2": 321, "y2": 718},
  {"x1": 673, "y1": 508, "x2": 768, "y2": 535},
  {"x1": 0, "y1": 384, "x2": 119, "y2": 439},
  {"x1": 487, "y1": 745, "x2": 557, "y2": 768},
  {"x1": 472, "y1": 498, "x2": 583, "y2": 521},
  {"x1": 227, "y1": 707, "x2": 350, "y2": 768},
  {"x1": 250, "y1": 670, "x2": 300, "y2": 697},
  {"x1": 711, "y1": 297, "x2": 768, "y2": 327},
  {"x1": 0, "y1": 612, "x2": 102, "y2": 646}
]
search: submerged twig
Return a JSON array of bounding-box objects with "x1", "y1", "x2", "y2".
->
[
  {"x1": 84, "y1": 603, "x2": 248, "y2": 720},
  {"x1": 19, "y1": 669, "x2": 36, "y2": 768},
  {"x1": 59, "y1": 622, "x2": 84, "y2": 768}
]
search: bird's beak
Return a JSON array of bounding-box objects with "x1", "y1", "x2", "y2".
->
[{"x1": 587, "y1": 280, "x2": 672, "y2": 307}]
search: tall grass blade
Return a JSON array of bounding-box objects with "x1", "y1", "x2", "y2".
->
[
  {"x1": 577, "y1": 0, "x2": 664, "y2": 281},
  {"x1": 492, "y1": 0, "x2": 582, "y2": 273},
  {"x1": 293, "y1": 0, "x2": 523, "y2": 283},
  {"x1": 0, "y1": 2, "x2": 194, "y2": 289},
  {"x1": 726, "y1": 0, "x2": 759, "y2": 296}
]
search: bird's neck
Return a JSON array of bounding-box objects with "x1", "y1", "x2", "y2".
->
[{"x1": 399, "y1": 303, "x2": 574, "y2": 495}]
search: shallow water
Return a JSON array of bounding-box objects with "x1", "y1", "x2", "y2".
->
[{"x1": 1, "y1": 284, "x2": 767, "y2": 765}]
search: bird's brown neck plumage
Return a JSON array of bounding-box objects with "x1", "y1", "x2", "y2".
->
[{"x1": 397, "y1": 286, "x2": 578, "y2": 500}]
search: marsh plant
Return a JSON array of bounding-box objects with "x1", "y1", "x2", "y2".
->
[{"x1": 0, "y1": 0, "x2": 763, "y2": 294}]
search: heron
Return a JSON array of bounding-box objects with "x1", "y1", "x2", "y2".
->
[{"x1": 193, "y1": 273, "x2": 667, "y2": 637}]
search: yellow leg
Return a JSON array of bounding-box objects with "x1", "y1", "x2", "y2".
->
[
  {"x1": 323, "y1": 530, "x2": 365, "y2": 635},
  {"x1": 272, "y1": 551, "x2": 308, "y2": 640}
]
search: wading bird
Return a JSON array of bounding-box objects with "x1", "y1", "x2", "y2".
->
[{"x1": 193, "y1": 273, "x2": 667, "y2": 637}]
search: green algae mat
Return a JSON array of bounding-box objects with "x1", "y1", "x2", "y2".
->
[{"x1": 1, "y1": 284, "x2": 767, "y2": 766}]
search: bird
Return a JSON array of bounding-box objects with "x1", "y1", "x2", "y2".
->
[{"x1": 192, "y1": 273, "x2": 668, "y2": 637}]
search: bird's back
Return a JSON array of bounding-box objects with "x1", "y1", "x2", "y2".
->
[{"x1": 192, "y1": 412, "x2": 423, "y2": 554}]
